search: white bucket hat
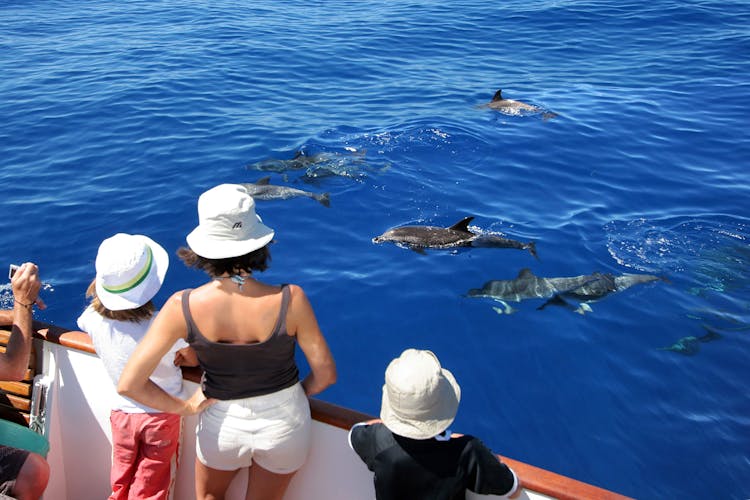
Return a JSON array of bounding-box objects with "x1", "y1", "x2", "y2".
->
[
  {"x1": 380, "y1": 349, "x2": 461, "y2": 440},
  {"x1": 95, "y1": 233, "x2": 169, "y2": 311},
  {"x1": 186, "y1": 184, "x2": 275, "y2": 259}
]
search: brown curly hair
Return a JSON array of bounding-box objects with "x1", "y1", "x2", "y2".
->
[{"x1": 177, "y1": 245, "x2": 271, "y2": 277}]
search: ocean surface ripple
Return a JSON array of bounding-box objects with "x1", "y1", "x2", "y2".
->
[{"x1": 1, "y1": 1, "x2": 748, "y2": 499}]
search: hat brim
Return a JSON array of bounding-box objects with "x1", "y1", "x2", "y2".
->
[
  {"x1": 96, "y1": 235, "x2": 169, "y2": 311},
  {"x1": 186, "y1": 218, "x2": 274, "y2": 259},
  {"x1": 380, "y1": 367, "x2": 461, "y2": 440}
]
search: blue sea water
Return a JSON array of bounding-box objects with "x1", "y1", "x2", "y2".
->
[{"x1": 1, "y1": 1, "x2": 749, "y2": 498}]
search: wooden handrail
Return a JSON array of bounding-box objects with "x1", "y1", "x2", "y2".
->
[{"x1": 0, "y1": 327, "x2": 37, "y2": 425}]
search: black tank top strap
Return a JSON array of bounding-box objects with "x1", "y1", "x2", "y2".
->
[
  {"x1": 180, "y1": 289, "x2": 196, "y2": 343},
  {"x1": 276, "y1": 284, "x2": 291, "y2": 336}
]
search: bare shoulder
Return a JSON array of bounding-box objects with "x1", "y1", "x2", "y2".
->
[
  {"x1": 285, "y1": 283, "x2": 305, "y2": 296},
  {"x1": 283, "y1": 284, "x2": 320, "y2": 335},
  {"x1": 155, "y1": 289, "x2": 192, "y2": 316},
  {"x1": 286, "y1": 284, "x2": 314, "y2": 308},
  {"x1": 165, "y1": 289, "x2": 189, "y2": 306}
]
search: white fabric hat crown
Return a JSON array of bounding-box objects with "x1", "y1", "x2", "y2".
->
[
  {"x1": 95, "y1": 233, "x2": 169, "y2": 311},
  {"x1": 186, "y1": 184, "x2": 274, "y2": 259},
  {"x1": 380, "y1": 349, "x2": 461, "y2": 440}
]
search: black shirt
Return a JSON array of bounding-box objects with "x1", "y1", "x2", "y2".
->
[{"x1": 349, "y1": 423, "x2": 518, "y2": 500}]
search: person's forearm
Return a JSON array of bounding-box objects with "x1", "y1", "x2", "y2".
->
[
  {"x1": 0, "y1": 310, "x2": 14, "y2": 327},
  {"x1": 1, "y1": 302, "x2": 35, "y2": 381},
  {"x1": 301, "y1": 367, "x2": 337, "y2": 397},
  {"x1": 301, "y1": 374, "x2": 326, "y2": 396},
  {"x1": 118, "y1": 378, "x2": 188, "y2": 415}
]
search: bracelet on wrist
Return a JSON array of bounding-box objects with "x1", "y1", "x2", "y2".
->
[{"x1": 14, "y1": 298, "x2": 34, "y2": 309}]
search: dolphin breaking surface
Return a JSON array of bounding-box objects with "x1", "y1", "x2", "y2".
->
[
  {"x1": 480, "y1": 88, "x2": 558, "y2": 120},
  {"x1": 467, "y1": 268, "x2": 664, "y2": 314},
  {"x1": 373, "y1": 216, "x2": 538, "y2": 257}
]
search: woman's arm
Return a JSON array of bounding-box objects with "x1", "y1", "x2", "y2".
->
[
  {"x1": 118, "y1": 291, "x2": 212, "y2": 415},
  {"x1": 287, "y1": 285, "x2": 337, "y2": 397}
]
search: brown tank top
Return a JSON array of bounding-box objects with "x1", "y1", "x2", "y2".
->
[{"x1": 181, "y1": 284, "x2": 299, "y2": 399}]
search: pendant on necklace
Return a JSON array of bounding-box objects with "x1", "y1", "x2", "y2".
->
[{"x1": 230, "y1": 274, "x2": 246, "y2": 291}]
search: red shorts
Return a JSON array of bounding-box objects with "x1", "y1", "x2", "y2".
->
[{"x1": 109, "y1": 410, "x2": 181, "y2": 500}]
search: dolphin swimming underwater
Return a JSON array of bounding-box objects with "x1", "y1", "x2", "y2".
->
[
  {"x1": 467, "y1": 268, "x2": 664, "y2": 314},
  {"x1": 481, "y1": 89, "x2": 558, "y2": 119},
  {"x1": 247, "y1": 150, "x2": 325, "y2": 172},
  {"x1": 658, "y1": 327, "x2": 722, "y2": 356},
  {"x1": 372, "y1": 216, "x2": 538, "y2": 258},
  {"x1": 246, "y1": 148, "x2": 374, "y2": 181},
  {"x1": 240, "y1": 177, "x2": 330, "y2": 207}
]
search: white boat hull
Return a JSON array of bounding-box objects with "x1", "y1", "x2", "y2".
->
[{"x1": 18, "y1": 326, "x2": 627, "y2": 500}]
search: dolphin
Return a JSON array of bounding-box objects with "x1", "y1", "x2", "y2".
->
[
  {"x1": 240, "y1": 177, "x2": 330, "y2": 207},
  {"x1": 658, "y1": 336, "x2": 701, "y2": 355},
  {"x1": 481, "y1": 89, "x2": 558, "y2": 119},
  {"x1": 467, "y1": 268, "x2": 664, "y2": 314},
  {"x1": 658, "y1": 327, "x2": 722, "y2": 356},
  {"x1": 246, "y1": 148, "x2": 375, "y2": 181},
  {"x1": 372, "y1": 216, "x2": 537, "y2": 258},
  {"x1": 246, "y1": 150, "x2": 325, "y2": 173}
]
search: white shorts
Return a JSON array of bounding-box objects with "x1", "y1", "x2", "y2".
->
[{"x1": 195, "y1": 382, "x2": 311, "y2": 474}]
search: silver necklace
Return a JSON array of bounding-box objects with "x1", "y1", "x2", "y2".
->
[{"x1": 215, "y1": 274, "x2": 249, "y2": 291}]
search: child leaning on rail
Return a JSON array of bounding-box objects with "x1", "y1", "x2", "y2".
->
[
  {"x1": 76, "y1": 234, "x2": 198, "y2": 500},
  {"x1": 349, "y1": 348, "x2": 521, "y2": 500}
]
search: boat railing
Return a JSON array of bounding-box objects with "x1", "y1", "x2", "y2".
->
[{"x1": 1, "y1": 320, "x2": 632, "y2": 500}]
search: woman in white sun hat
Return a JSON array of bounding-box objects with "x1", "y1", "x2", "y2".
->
[
  {"x1": 77, "y1": 233, "x2": 198, "y2": 500},
  {"x1": 349, "y1": 348, "x2": 520, "y2": 500},
  {"x1": 118, "y1": 184, "x2": 337, "y2": 500}
]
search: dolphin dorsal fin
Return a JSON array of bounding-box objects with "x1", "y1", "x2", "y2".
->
[
  {"x1": 517, "y1": 268, "x2": 535, "y2": 279},
  {"x1": 448, "y1": 216, "x2": 475, "y2": 233},
  {"x1": 256, "y1": 176, "x2": 271, "y2": 185}
]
